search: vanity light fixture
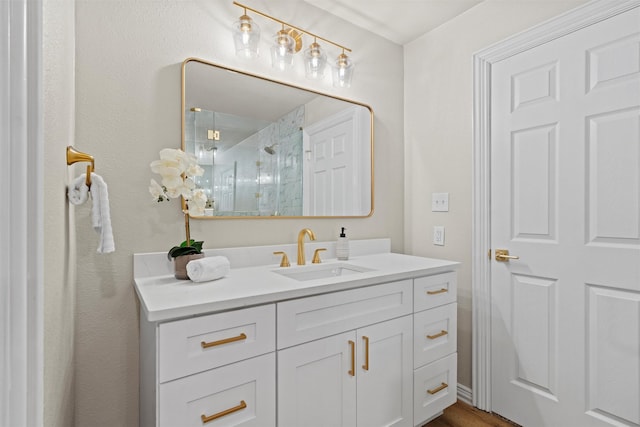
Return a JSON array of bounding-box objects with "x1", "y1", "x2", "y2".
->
[
  {"x1": 271, "y1": 24, "x2": 299, "y2": 71},
  {"x1": 232, "y1": 1, "x2": 353, "y2": 86},
  {"x1": 304, "y1": 38, "x2": 327, "y2": 79},
  {"x1": 333, "y1": 49, "x2": 354, "y2": 88},
  {"x1": 232, "y1": 7, "x2": 261, "y2": 58}
]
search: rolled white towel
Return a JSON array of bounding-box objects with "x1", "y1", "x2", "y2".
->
[
  {"x1": 67, "y1": 174, "x2": 89, "y2": 205},
  {"x1": 186, "y1": 256, "x2": 230, "y2": 282}
]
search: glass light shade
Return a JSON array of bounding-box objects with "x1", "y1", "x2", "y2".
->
[
  {"x1": 271, "y1": 29, "x2": 295, "y2": 71},
  {"x1": 304, "y1": 42, "x2": 327, "y2": 79},
  {"x1": 233, "y1": 14, "x2": 260, "y2": 59},
  {"x1": 332, "y1": 52, "x2": 354, "y2": 88}
]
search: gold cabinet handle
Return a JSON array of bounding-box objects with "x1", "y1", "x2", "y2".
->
[
  {"x1": 201, "y1": 333, "x2": 247, "y2": 349},
  {"x1": 362, "y1": 336, "x2": 369, "y2": 371},
  {"x1": 427, "y1": 330, "x2": 448, "y2": 340},
  {"x1": 348, "y1": 340, "x2": 355, "y2": 376},
  {"x1": 495, "y1": 249, "x2": 520, "y2": 262},
  {"x1": 427, "y1": 382, "x2": 448, "y2": 395},
  {"x1": 201, "y1": 400, "x2": 247, "y2": 424},
  {"x1": 427, "y1": 288, "x2": 448, "y2": 295}
]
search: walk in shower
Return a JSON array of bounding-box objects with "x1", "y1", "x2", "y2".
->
[{"x1": 184, "y1": 106, "x2": 304, "y2": 216}]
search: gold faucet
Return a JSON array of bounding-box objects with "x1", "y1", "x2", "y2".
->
[{"x1": 297, "y1": 228, "x2": 316, "y2": 265}]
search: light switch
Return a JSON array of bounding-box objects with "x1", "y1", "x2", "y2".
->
[
  {"x1": 432, "y1": 193, "x2": 449, "y2": 212},
  {"x1": 433, "y1": 226, "x2": 445, "y2": 246}
]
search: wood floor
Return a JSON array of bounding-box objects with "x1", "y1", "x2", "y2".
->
[{"x1": 423, "y1": 401, "x2": 520, "y2": 427}]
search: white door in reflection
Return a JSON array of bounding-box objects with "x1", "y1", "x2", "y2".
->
[{"x1": 304, "y1": 107, "x2": 366, "y2": 216}]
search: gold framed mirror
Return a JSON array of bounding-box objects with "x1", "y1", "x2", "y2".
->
[{"x1": 181, "y1": 58, "x2": 373, "y2": 218}]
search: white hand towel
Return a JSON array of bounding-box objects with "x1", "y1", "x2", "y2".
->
[
  {"x1": 186, "y1": 256, "x2": 230, "y2": 282},
  {"x1": 67, "y1": 174, "x2": 90, "y2": 205},
  {"x1": 89, "y1": 173, "x2": 115, "y2": 254}
]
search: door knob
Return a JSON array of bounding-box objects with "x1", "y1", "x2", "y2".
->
[{"x1": 495, "y1": 249, "x2": 519, "y2": 262}]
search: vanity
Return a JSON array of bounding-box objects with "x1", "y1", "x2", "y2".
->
[{"x1": 134, "y1": 239, "x2": 459, "y2": 427}]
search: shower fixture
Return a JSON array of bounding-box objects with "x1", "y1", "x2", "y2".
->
[{"x1": 264, "y1": 144, "x2": 277, "y2": 155}]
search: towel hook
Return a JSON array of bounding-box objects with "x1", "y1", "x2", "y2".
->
[{"x1": 66, "y1": 146, "x2": 95, "y2": 187}]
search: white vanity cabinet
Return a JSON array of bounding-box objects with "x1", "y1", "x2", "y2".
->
[
  {"x1": 276, "y1": 281, "x2": 414, "y2": 427},
  {"x1": 134, "y1": 245, "x2": 460, "y2": 427}
]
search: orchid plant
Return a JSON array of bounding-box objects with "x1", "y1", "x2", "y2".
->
[{"x1": 149, "y1": 148, "x2": 207, "y2": 259}]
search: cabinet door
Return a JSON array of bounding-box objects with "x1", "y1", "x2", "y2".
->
[
  {"x1": 357, "y1": 316, "x2": 413, "y2": 427},
  {"x1": 278, "y1": 331, "x2": 357, "y2": 427}
]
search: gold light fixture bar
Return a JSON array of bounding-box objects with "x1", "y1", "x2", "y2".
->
[{"x1": 232, "y1": 1, "x2": 352, "y2": 53}]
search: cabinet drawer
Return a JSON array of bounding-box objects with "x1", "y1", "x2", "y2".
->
[
  {"x1": 414, "y1": 272, "x2": 457, "y2": 312},
  {"x1": 414, "y1": 353, "x2": 457, "y2": 425},
  {"x1": 277, "y1": 280, "x2": 413, "y2": 349},
  {"x1": 414, "y1": 303, "x2": 457, "y2": 368},
  {"x1": 158, "y1": 304, "x2": 275, "y2": 383},
  {"x1": 159, "y1": 353, "x2": 276, "y2": 427}
]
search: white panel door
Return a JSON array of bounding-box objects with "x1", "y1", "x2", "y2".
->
[
  {"x1": 357, "y1": 316, "x2": 413, "y2": 427},
  {"x1": 491, "y1": 6, "x2": 640, "y2": 426},
  {"x1": 277, "y1": 331, "x2": 357, "y2": 427}
]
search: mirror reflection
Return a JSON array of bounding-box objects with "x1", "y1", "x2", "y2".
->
[{"x1": 182, "y1": 58, "x2": 373, "y2": 218}]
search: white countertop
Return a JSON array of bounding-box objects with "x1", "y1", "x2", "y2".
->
[{"x1": 134, "y1": 240, "x2": 459, "y2": 322}]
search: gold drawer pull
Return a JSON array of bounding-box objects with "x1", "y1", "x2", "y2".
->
[
  {"x1": 427, "y1": 288, "x2": 448, "y2": 295},
  {"x1": 348, "y1": 340, "x2": 355, "y2": 376},
  {"x1": 427, "y1": 330, "x2": 448, "y2": 340},
  {"x1": 427, "y1": 382, "x2": 448, "y2": 395},
  {"x1": 201, "y1": 400, "x2": 246, "y2": 424},
  {"x1": 362, "y1": 336, "x2": 370, "y2": 371},
  {"x1": 201, "y1": 333, "x2": 247, "y2": 349}
]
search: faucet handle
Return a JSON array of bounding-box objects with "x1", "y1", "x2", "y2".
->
[
  {"x1": 312, "y1": 248, "x2": 327, "y2": 264},
  {"x1": 273, "y1": 251, "x2": 290, "y2": 267}
]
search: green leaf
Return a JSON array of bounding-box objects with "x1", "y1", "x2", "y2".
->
[
  {"x1": 167, "y1": 245, "x2": 199, "y2": 259},
  {"x1": 191, "y1": 240, "x2": 204, "y2": 252},
  {"x1": 167, "y1": 239, "x2": 204, "y2": 259}
]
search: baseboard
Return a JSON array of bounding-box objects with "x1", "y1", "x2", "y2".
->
[{"x1": 457, "y1": 383, "x2": 473, "y2": 405}]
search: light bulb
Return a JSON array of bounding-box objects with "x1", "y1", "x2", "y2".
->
[
  {"x1": 271, "y1": 28, "x2": 295, "y2": 70},
  {"x1": 332, "y1": 51, "x2": 354, "y2": 88},
  {"x1": 232, "y1": 12, "x2": 260, "y2": 58},
  {"x1": 304, "y1": 40, "x2": 327, "y2": 79}
]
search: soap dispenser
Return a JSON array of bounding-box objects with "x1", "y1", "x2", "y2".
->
[{"x1": 336, "y1": 227, "x2": 349, "y2": 260}]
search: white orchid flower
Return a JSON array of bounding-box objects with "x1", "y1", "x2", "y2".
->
[
  {"x1": 185, "y1": 162, "x2": 204, "y2": 178},
  {"x1": 187, "y1": 189, "x2": 207, "y2": 216},
  {"x1": 158, "y1": 148, "x2": 183, "y2": 161},
  {"x1": 150, "y1": 148, "x2": 208, "y2": 253},
  {"x1": 161, "y1": 174, "x2": 183, "y2": 188},
  {"x1": 150, "y1": 159, "x2": 182, "y2": 177},
  {"x1": 149, "y1": 179, "x2": 167, "y2": 201}
]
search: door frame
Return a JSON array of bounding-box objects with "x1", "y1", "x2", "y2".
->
[
  {"x1": 1, "y1": 0, "x2": 44, "y2": 425},
  {"x1": 471, "y1": 0, "x2": 640, "y2": 411}
]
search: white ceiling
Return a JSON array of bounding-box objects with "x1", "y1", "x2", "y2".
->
[{"x1": 303, "y1": 0, "x2": 484, "y2": 45}]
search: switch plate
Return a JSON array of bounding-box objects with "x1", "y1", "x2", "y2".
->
[
  {"x1": 433, "y1": 226, "x2": 445, "y2": 246},
  {"x1": 432, "y1": 193, "x2": 449, "y2": 212}
]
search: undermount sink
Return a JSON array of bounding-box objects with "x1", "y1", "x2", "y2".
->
[{"x1": 273, "y1": 262, "x2": 375, "y2": 282}]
